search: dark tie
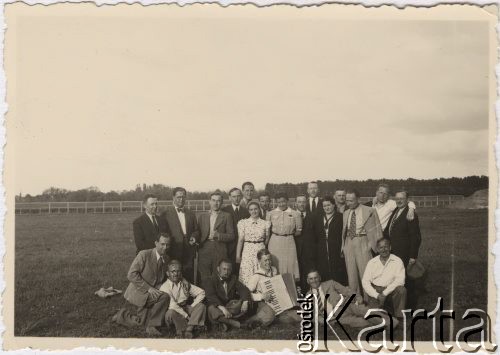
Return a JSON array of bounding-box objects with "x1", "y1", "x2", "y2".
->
[
  {"x1": 152, "y1": 215, "x2": 159, "y2": 232},
  {"x1": 235, "y1": 207, "x2": 239, "y2": 219},
  {"x1": 177, "y1": 207, "x2": 184, "y2": 213},
  {"x1": 301, "y1": 212, "x2": 305, "y2": 220},
  {"x1": 389, "y1": 211, "x2": 399, "y2": 236},
  {"x1": 157, "y1": 257, "x2": 164, "y2": 278},
  {"x1": 312, "y1": 199, "x2": 317, "y2": 212},
  {"x1": 347, "y1": 211, "x2": 356, "y2": 239}
]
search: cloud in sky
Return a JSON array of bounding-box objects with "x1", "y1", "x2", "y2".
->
[{"x1": 9, "y1": 8, "x2": 491, "y2": 195}]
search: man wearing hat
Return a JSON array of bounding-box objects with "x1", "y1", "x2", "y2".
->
[
  {"x1": 204, "y1": 259, "x2": 253, "y2": 331},
  {"x1": 383, "y1": 190, "x2": 422, "y2": 309}
]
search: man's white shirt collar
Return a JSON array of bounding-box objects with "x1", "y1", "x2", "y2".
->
[
  {"x1": 155, "y1": 250, "x2": 162, "y2": 261},
  {"x1": 375, "y1": 254, "x2": 397, "y2": 264},
  {"x1": 274, "y1": 207, "x2": 293, "y2": 213}
]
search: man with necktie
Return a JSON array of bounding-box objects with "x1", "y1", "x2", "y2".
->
[
  {"x1": 222, "y1": 188, "x2": 250, "y2": 271},
  {"x1": 204, "y1": 259, "x2": 253, "y2": 331},
  {"x1": 306, "y1": 181, "x2": 323, "y2": 215},
  {"x1": 365, "y1": 183, "x2": 416, "y2": 230},
  {"x1": 384, "y1": 190, "x2": 422, "y2": 309},
  {"x1": 159, "y1": 187, "x2": 200, "y2": 283},
  {"x1": 294, "y1": 194, "x2": 314, "y2": 290},
  {"x1": 133, "y1": 194, "x2": 161, "y2": 254},
  {"x1": 258, "y1": 193, "x2": 272, "y2": 220},
  {"x1": 306, "y1": 270, "x2": 396, "y2": 329},
  {"x1": 113, "y1": 234, "x2": 173, "y2": 336},
  {"x1": 342, "y1": 189, "x2": 383, "y2": 296}
]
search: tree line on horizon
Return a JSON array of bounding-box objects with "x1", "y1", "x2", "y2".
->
[{"x1": 15, "y1": 176, "x2": 488, "y2": 203}]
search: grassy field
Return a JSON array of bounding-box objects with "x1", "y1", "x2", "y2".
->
[{"x1": 14, "y1": 208, "x2": 488, "y2": 341}]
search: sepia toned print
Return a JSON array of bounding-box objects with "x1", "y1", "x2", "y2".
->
[{"x1": 3, "y1": 2, "x2": 497, "y2": 352}]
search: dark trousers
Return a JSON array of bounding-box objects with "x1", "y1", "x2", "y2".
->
[
  {"x1": 115, "y1": 293, "x2": 170, "y2": 328},
  {"x1": 244, "y1": 302, "x2": 301, "y2": 327},
  {"x1": 198, "y1": 241, "x2": 226, "y2": 279},
  {"x1": 207, "y1": 303, "x2": 245, "y2": 328},
  {"x1": 366, "y1": 285, "x2": 407, "y2": 318}
]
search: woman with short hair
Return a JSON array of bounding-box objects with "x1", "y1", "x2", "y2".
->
[{"x1": 266, "y1": 192, "x2": 302, "y2": 282}]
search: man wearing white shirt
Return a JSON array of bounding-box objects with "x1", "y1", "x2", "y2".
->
[
  {"x1": 362, "y1": 238, "x2": 406, "y2": 319},
  {"x1": 160, "y1": 260, "x2": 206, "y2": 338},
  {"x1": 366, "y1": 184, "x2": 416, "y2": 230},
  {"x1": 306, "y1": 181, "x2": 323, "y2": 215},
  {"x1": 222, "y1": 188, "x2": 250, "y2": 269}
]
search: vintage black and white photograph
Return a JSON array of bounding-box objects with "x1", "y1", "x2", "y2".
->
[{"x1": 4, "y1": 3, "x2": 497, "y2": 351}]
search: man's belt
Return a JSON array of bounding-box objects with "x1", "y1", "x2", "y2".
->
[{"x1": 348, "y1": 232, "x2": 367, "y2": 239}]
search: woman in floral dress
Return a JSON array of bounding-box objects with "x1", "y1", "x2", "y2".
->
[{"x1": 236, "y1": 202, "x2": 271, "y2": 287}]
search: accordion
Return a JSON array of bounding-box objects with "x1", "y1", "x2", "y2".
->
[{"x1": 260, "y1": 273, "x2": 298, "y2": 315}]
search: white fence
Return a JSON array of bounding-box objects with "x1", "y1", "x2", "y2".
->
[{"x1": 15, "y1": 195, "x2": 465, "y2": 215}]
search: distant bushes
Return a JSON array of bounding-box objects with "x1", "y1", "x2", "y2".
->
[{"x1": 16, "y1": 176, "x2": 488, "y2": 203}]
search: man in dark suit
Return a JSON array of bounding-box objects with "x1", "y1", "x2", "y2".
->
[
  {"x1": 294, "y1": 194, "x2": 315, "y2": 290},
  {"x1": 197, "y1": 191, "x2": 235, "y2": 279},
  {"x1": 113, "y1": 234, "x2": 173, "y2": 336},
  {"x1": 222, "y1": 188, "x2": 250, "y2": 269},
  {"x1": 334, "y1": 189, "x2": 347, "y2": 213},
  {"x1": 258, "y1": 193, "x2": 272, "y2": 220},
  {"x1": 306, "y1": 181, "x2": 323, "y2": 215},
  {"x1": 384, "y1": 190, "x2": 422, "y2": 309},
  {"x1": 204, "y1": 259, "x2": 252, "y2": 331},
  {"x1": 311, "y1": 196, "x2": 347, "y2": 285},
  {"x1": 133, "y1": 194, "x2": 161, "y2": 254},
  {"x1": 159, "y1": 187, "x2": 200, "y2": 283}
]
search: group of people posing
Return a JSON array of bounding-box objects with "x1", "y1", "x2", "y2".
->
[{"x1": 113, "y1": 181, "x2": 422, "y2": 338}]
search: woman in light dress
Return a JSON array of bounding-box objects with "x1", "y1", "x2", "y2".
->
[
  {"x1": 266, "y1": 192, "x2": 302, "y2": 282},
  {"x1": 236, "y1": 201, "x2": 271, "y2": 287}
]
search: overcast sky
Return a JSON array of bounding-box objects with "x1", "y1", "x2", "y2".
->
[{"x1": 9, "y1": 6, "x2": 491, "y2": 195}]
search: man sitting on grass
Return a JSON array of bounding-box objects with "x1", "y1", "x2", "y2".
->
[
  {"x1": 204, "y1": 259, "x2": 253, "y2": 331},
  {"x1": 113, "y1": 234, "x2": 173, "y2": 336},
  {"x1": 245, "y1": 249, "x2": 301, "y2": 328},
  {"x1": 362, "y1": 238, "x2": 406, "y2": 321},
  {"x1": 160, "y1": 260, "x2": 206, "y2": 338}
]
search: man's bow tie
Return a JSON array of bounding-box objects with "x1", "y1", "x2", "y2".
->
[{"x1": 177, "y1": 208, "x2": 184, "y2": 213}]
